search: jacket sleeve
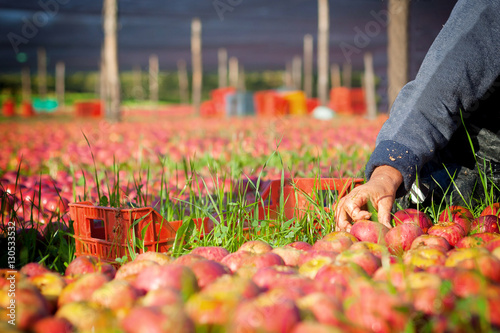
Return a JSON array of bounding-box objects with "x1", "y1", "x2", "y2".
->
[{"x1": 365, "y1": 0, "x2": 500, "y2": 197}]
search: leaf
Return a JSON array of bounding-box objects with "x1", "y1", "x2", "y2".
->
[
  {"x1": 172, "y1": 217, "x2": 195, "y2": 255},
  {"x1": 367, "y1": 200, "x2": 378, "y2": 222},
  {"x1": 99, "y1": 195, "x2": 109, "y2": 207}
]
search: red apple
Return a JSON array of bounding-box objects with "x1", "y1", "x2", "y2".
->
[
  {"x1": 271, "y1": 247, "x2": 302, "y2": 267},
  {"x1": 480, "y1": 203, "x2": 500, "y2": 217},
  {"x1": 451, "y1": 269, "x2": 489, "y2": 298},
  {"x1": 385, "y1": 223, "x2": 424, "y2": 255},
  {"x1": 229, "y1": 294, "x2": 301, "y2": 333},
  {"x1": 189, "y1": 259, "x2": 231, "y2": 289},
  {"x1": 121, "y1": 305, "x2": 195, "y2": 333},
  {"x1": 393, "y1": 208, "x2": 433, "y2": 233},
  {"x1": 115, "y1": 259, "x2": 158, "y2": 281},
  {"x1": 139, "y1": 288, "x2": 184, "y2": 308},
  {"x1": 220, "y1": 251, "x2": 254, "y2": 272},
  {"x1": 252, "y1": 266, "x2": 298, "y2": 290},
  {"x1": 439, "y1": 205, "x2": 473, "y2": 234},
  {"x1": 349, "y1": 241, "x2": 388, "y2": 259},
  {"x1": 190, "y1": 246, "x2": 230, "y2": 262},
  {"x1": 469, "y1": 215, "x2": 500, "y2": 234},
  {"x1": 427, "y1": 222, "x2": 466, "y2": 247},
  {"x1": 31, "y1": 317, "x2": 73, "y2": 333},
  {"x1": 238, "y1": 240, "x2": 273, "y2": 254},
  {"x1": 20, "y1": 262, "x2": 50, "y2": 278},
  {"x1": 455, "y1": 232, "x2": 500, "y2": 248},
  {"x1": 335, "y1": 248, "x2": 382, "y2": 276},
  {"x1": 58, "y1": 272, "x2": 111, "y2": 307},
  {"x1": 350, "y1": 220, "x2": 389, "y2": 244},
  {"x1": 241, "y1": 252, "x2": 285, "y2": 269},
  {"x1": 173, "y1": 254, "x2": 206, "y2": 266},
  {"x1": 312, "y1": 237, "x2": 353, "y2": 253},
  {"x1": 410, "y1": 234, "x2": 452, "y2": 252},
  {"x1": 285, "y1": 241, "x2": 312, "y2": 251},
  {"x1": 296, "y1": 292, "x2": 342, "y2": 326},
  {"x1": 65, "y1": 255, "x2": 116, "y2": 279}
]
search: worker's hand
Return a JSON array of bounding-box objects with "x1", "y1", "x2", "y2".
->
[{"x1": 335, "y1": 165, "x2": 403, "y2": 232}]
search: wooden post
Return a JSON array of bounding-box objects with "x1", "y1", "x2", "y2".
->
[
  {"x1": 239, "y1": 65, "x2": 246, "y2": 92},
  {"x1": 56, "y1": 61, "x2": 65, "y2": 109},
  {"x1": 364, "y1": 52, "x2": 377, "y2": 119},
  {"x1": 303, "y1": 34, "x2": 313, "y2": 97},
  {"x1": 342, "y1": 63, "x2": 352, "y2": 88},
  {"x1": 330, "y1": 63, "x2": 341, "y2": 89},
  {"x1": 149, "y1": 54, "x2": 159, "y2": 105},
  {"x1": 317, "y1": 0, "x2": 329, "y2": 106},
  {"x1": 103, "y1": 0, "x2": 121, "y2": 122},
  {"x1": 285, "y1": 62, "x2": 293, "y2": 89},
  {"x1": 229, "y1": 56, "x2": 239, "y2": 89},
  {"x1": 99, "y1": 45, "x2": 107, "y2": 103},
  {"x1": 388, "y1": 0, "x2": 410, "y2": 110},
  {"x1": 218, "y1": 48, "x2": 228, "y2": 88},
  {"x1": 191, "y1": 18, "x2": 202, "y2": 115},
  {"x1": 37, "y1": 47, "x2": 47, "y2": 100},
  {"x1": 133, "y1": 65, "x2": 144, "y2": 101},
  {"x1": 177, "y1": 59, "x2": 189, "y2": 104},
  {"x1": 292, "y1": 55, "x2": 302, "y2": 90},
  {"x1": 21, "y1": 67, "x2": 31, "y2": 102}
]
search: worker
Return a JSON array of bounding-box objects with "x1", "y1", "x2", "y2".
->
[{"x1": 335, "y1": 0, "x2": 500, "y2": 231}]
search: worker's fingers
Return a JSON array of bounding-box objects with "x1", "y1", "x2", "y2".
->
[
  {"x1": 335, "y1": 198, "x2": 351, "y2": 231},
  {"x1": 374, "y1": 196, "x2": 394, "y2": 229}
]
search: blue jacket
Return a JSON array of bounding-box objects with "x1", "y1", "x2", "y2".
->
[{"x1": 365, "y1": 0, "x2": 500, "y2": 197}]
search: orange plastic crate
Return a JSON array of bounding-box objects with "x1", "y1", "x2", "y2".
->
[
  {"x1": 255, "y1": 178, "x2": 364, "y2": 221},
  {"x1": 69, "y1": 202, "x2": 211, "y2": 263},
  {"x1": 75, "y1": 100, "x2": 102, "y2": 117}
]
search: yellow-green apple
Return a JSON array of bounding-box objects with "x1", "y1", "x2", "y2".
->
[
  {"x1": 30, "y1": 272, "x2": 66, "y2": 311},
  {"x1": 349, "y1": 241, "x2": 388, "y2": 259},
  {"x1": 403, "y1": 247, "x2": 447, "y2": 268},
  {"x1": 445, "y1": 247, "x2": 489, "y2": 266},
  {"x1": 132, "y1": 264, "x2": 199, "y2": 301},
  {"x1": 58, "y1": 272, "x2": 111, "y2": 307},
  {"x1": 321, "y1": 231, "x2": 359, "y2": 244},
  {"x1": 91, "y1": 279, "x2": 140, "y2": 311},
  {"x1": 134, "y1": 252, "x2": 172, "y2": 265},
  {"x1": 238, "y1": 240, "x2": 272, "y2": 254},
  {"x1": 56, "y1": 301, "x2": 117, "y2": 332}
]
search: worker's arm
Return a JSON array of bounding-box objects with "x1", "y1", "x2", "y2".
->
[{"x1": 335, "y1": 0, "x2": 500, "y2": 230}]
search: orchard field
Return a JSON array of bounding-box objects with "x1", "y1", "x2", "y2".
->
[{"x1": 1, "y1": 111, "x2": 500, "y2": 333}]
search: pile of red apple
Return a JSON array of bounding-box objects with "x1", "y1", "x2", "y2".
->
[{"x1": 3, "y1": 203, "x2": 500, "y2": 333}]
